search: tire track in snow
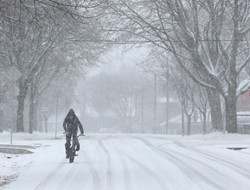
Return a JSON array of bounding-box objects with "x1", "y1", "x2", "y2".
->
[
  {"x1": 116, "y1": 148, "x2": 170, "y2": 190},
  {"x1": 55, "y1": 161, "x2": 79, "y2": 190},
  {"x1": 100, "y1": 136, "x2": 133, "y2": 190},
  {"x1": 159, "y1": 143, "x2": 250, "y2": 185},
  {"x1": 169, "y1": 140, "x2": 250, "y2": 179},
  {"x1": 58, "y1": 138, "x2": 102, "y2": 190},
  {"x1": 116, "y1": 150, "x2": 132, "y2": 190},
  {"x1": 132, "y1": 137, "x2": 224, "y2": 190},
  {"x1": 34, "y1": 159, "x2": 66, "y2": 190},
  {"x1": 195, "y1": 148, "x2": 250, "y2": 176},
  {"x1": 80, "y1": 149, "x2": 102, "y2": 190},
  {"x1": 153, "y1": 137, "x2": 250, "y2": 179},
  {"x1": 98, "y1": 139, "x2": 114, "y2": 190}
]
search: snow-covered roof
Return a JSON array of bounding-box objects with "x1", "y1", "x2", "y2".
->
[
  {"x1": 237, "y1": 112, "x2": 250, "y2": 116},
  {"x1": 157, "y1": 97, "x2": 177, "y2": 103},
  {"x1": 160, "y1": 115, "x2": 182, "y2": 126}
]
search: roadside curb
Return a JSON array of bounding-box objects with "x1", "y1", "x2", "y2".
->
[{"x1": 0, "y1": 144, "x2": 35, "y2": 154}]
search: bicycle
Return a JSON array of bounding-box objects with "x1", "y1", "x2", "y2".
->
[{"x1": 64, "y1": 133, "x2": 85, "y2": 163}]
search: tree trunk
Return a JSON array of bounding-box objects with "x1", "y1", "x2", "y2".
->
[
  {"x1": 223, "y1": 0, "x2": 239, "y2": 134},
  {"x1": 186, "y1": 115, "x2": 191, "y2": 135},
  {"x1": 207, "y1": 89, "x2": 223, "y2": 131},
  {"x1": 181, "y1": 108, "x2": 185, "y2": 136},
  {"x1": 16, "y1": 77, "x2": 29, "y2": 132},
  {"x1": 29, "y1": 91, "x2": 34, "y2": 134},
  {"x1": 33, "y1": 99, "x2": 39, "y2": 132},
  {"x1": 225, "y1": 82, "x2": 237, "y2": 133},
  {"x1": 225, "y1": 98, "x2": 237, "y2": 133},
  {"x1": 202, "y1": 112, "x2": 207, "y2": 134},
  {"x1": 0, "y1": 108, "x2": 3, "y2": 132},
  {"x1": 29, "y1": 81, "x2": 38, "y2": 134},
  {"x1": 38, "y1": 109, "x2": 43, "y2": 132},
  {"x1": 44, "y1": 116, "x2": 48, "y2": 133}
]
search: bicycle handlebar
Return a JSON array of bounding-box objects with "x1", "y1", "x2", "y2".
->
[
  {"x1": 77, "y1": 134, "x2": 85, "y2": 137},
  {"x1": 62, "y1": 133, "x2": 85, "y2": 137}
]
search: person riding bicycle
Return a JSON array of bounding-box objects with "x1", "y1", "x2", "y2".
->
[{"x1": 63, "y1": 109, "x2": 84, "y2": 158}]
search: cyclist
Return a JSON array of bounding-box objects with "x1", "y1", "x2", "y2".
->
[{"x1": 63, "y1": 109, "x2": 84, "y2": 158}]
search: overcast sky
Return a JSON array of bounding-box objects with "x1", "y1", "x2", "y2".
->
[{"x1": 86, "y1": 45, "x2": 150, "y2": 77}]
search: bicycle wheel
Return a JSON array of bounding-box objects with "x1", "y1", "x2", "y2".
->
[{"x1": 69, "y1": 156, "x2": 74, "y2": 163}]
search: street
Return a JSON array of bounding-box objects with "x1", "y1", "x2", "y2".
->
[{"x1": 4, "y1": 134, "x2": 250, "y2": 190}]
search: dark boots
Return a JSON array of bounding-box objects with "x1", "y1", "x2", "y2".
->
[{"x1": 76, "y1": 143, "x2": 80, "y2": 151}]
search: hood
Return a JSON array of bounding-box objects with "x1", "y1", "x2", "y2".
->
[
  {"x1": 65, "y1": 109, "x2": 76, "y2": 120},
  {"x1": 68, "y1": 109, "x2": 76, "y2": 116}
]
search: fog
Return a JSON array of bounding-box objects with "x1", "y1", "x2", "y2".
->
[
  {"x1": 75, "y1": 46, "x2": 182, "y2": 134},
  {"x1": 2, "y1": 1, "x2": 250, "y2": 189},
  {"x1": 1, "y1": 0, "x2": 250, "y2": 136}
]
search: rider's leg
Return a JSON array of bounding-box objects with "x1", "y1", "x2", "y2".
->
[
  {"x1": 65, "y1": 133, "x2": 72, "y2": 158},
  {"x1": 76, "y1": 143, "x2": 80, "y2": 151},
  {"x1": 72, "y1": 133, "x2": 80, "y2": 151}
]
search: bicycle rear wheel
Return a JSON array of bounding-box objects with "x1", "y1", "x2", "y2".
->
[{"x1": 69, "y1": 145, "x2": 75, "y2": 163}]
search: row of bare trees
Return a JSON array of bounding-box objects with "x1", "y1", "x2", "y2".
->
[
  {"x1": 1, "y1": 0, "x2": 250, "y2": 134},
  {"x1": 139, "y1": 51, "x2": 210, "y2": 135},
  {"x1": 0, "y1": 0, "x2": 105, "y2": 133},
  {"x1": 101, "y1": 0, "x2": 250, "y2": 133}
]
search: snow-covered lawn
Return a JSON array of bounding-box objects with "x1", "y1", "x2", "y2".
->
[
  {"x1": 0, "y1": 131, "x2": 61, "y2": 189},
  {"x1": 1, "y1": 132, "x2": 250, "y2": 190}
]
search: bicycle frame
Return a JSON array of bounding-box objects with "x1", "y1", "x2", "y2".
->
[{"x1": 67, "y1": 134, "x2": 84, "y2": 163}]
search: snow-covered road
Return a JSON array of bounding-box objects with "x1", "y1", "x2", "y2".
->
[{"x1": 3, "y1": 134, "x2": 250, "y2": 190}]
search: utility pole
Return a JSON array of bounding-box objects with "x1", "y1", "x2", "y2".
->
[
  {"x1": 10, "y1": 126, "x2": 13, "y2": 145},
  {"x1": 153, "y1": 73, "x2": 157, "y2": 134},
  {"x1": 166, "y1": 58, "x2": 169, "y2": 134},
  {"x1": 55, "y1": 94, "x2": 59, "y2": 139},
  {"x1": 180, "y1": 67, "x2": 185, "y2": 136},
  {"x1": 141, "y1": 83, "x2": 144, "y2": 133}
]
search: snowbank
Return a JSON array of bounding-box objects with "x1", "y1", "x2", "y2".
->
[{"x1": 0, "y1": 131, "x2": 63, "y2": 189}]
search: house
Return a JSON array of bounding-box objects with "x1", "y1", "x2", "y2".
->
[{"x1": 237, "y1": 91, "x2": 250, "y2": 134}]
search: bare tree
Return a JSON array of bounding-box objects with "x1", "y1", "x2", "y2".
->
[
  {"x1": 193, "y1": 86, "x2": 209, "y2": 134},
  {"x1": 170, "y1": 65, "x2": 195, "y2": 135},
  {"x1": 104, "y1": 0, "x2": 250, "y2": 133},
  {"x1": 0, "y1": 0, "x2": 106, "y2": 133},
  {"x1": 0, "y1": 2, "x2": 64, "y2": 132}
]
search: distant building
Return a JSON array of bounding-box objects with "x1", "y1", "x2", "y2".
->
[{"x1": 237, "y1": 91, "x2": 250, "y2": 134}]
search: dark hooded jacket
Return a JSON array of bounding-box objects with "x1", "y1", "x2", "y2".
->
[{"x1": 63, "y1": 109, "x2": 84, "y2": 134}]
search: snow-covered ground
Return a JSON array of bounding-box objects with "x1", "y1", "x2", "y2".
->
[{"x1": 1, "y1": 131, "x2": 250, "y2": 190}]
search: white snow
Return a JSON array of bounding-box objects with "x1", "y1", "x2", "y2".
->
[{"x1": 1, "y1": 132, "x2": 250, "y2": 190}]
